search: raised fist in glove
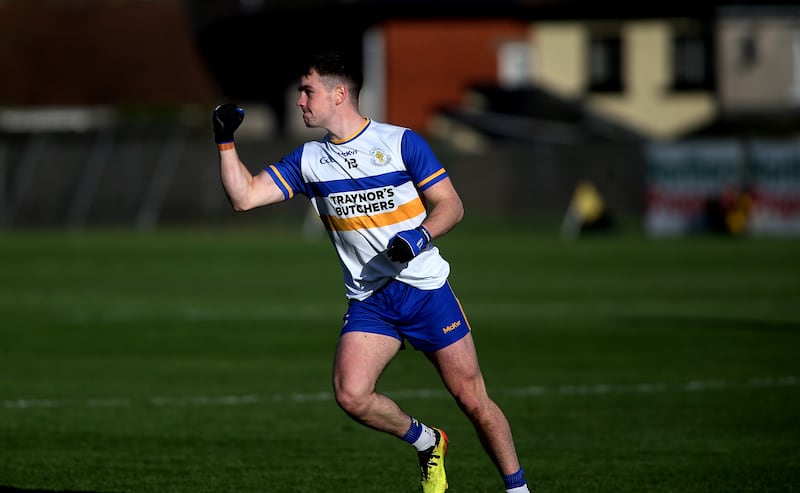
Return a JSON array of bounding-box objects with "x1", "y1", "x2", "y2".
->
[
  {"x1": 212, "y1": 103, "x2": 245, "y2": 144},
  {"x1": 387, "y1": 225, "x2": 432, "y2": 263}
]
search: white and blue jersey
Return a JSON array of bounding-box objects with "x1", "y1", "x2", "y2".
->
[{"x1": 266, "y1": 119, "x2": 451, "y2": 301}]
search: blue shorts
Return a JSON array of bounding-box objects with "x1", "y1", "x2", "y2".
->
[{"x1": 341, "y1": 280, "x2": 471, "y2": 352}]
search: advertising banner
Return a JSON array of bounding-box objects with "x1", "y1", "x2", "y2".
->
[
  {"x1": 749, "y1": 140, "x2": 800, "y2": 236},
  {"x1": 645, "y1": 141, "x2": 744, "y2": 236}
]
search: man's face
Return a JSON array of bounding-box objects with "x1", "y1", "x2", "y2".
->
[{"x1": 296, "y1": 69, "x2": 335, "y2": 129}]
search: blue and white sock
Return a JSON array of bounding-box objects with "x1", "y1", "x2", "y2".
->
[
  {"x1": 504, "y1": 467, "x2": 529, "y2": 492},
  {"x1": 506, "y1": 486, "x2": 530, "y2": 493},
  {"x1": 401, "y1": 417, "x2": 437, "y2": 451}
]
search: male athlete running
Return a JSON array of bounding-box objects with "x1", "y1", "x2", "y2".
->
[{"x1": 213, "y1": 51, "x2": 530, "y2": 493}]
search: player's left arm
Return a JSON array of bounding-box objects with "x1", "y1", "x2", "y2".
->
[
  {"x1": 385, "y1": 176, "x2": 464, "y2": 263},
  {"x1": 418, "y1": 177, "x2": 464, "y2": 240},
  {"x1": 385, "y1": 129, "x2": 464, "y2": 263}
]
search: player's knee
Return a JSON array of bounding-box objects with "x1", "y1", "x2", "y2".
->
[
  {"x1": 454, "y1": 391, "x2": 495, "y2": 421},
  {"x1": 334, "y1": 383, "x2": 370, "y2": 418}
]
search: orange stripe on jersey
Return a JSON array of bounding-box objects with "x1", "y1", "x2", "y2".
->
[
  {"x1": 320, "y1": 198, "x2": 426, "y2": 232},
  {"x1": 418, "y1": 168, "x2": 446, "y2": 188},
  {"x1": 268, "y1": 165, "x2": 294, "y2": 199}
]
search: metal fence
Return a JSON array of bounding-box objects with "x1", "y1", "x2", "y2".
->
[{"x1": 0, "y1": 123, "x2": 647, "y2": 231}]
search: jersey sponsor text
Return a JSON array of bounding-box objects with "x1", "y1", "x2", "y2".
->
[
  {"x1": 442, "y1": 320, "x2": 461, "y2": 334},
  {"x1": 329, "y1": 187, "x2": 396, "y2": 217}
]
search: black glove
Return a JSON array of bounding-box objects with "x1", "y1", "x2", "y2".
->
[
  {"x1": 212, "y1": 103, "x2": 245, "y2": 144},
  {"x1": 387, "y1": 226, "x2": 432, "y2": 263}
]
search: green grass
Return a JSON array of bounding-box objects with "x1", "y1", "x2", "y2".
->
[{"x1": 1, "y1": 224, "x2": 799, "y2": 492}]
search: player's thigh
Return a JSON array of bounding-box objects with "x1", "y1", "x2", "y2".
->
[
  {"x1": 334, "y1": 331, "x2": 403, "y2": 395},
  {"x1": 426, "y1": 333, "x2": 489, "y2": 399}
]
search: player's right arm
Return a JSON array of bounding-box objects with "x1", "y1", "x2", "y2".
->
[
  {"x1": 213, "y1": 103, "x2": 285, "y2": 211},
  {"x1": 218, "y1": 147, "x2": 284, "y2": 211}
]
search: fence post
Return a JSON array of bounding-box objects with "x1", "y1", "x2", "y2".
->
[
  {"x1": 5, "y1": 134, "x2": 48, "y2": 227},
  {"x1": 66, "y1": 130, "x2": 116, "y2": 228},
  {"x1": 136, "y1": 126, "x2": 186, "y2": 230}
]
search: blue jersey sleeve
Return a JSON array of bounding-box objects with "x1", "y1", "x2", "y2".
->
[
  {"x1": 265, "y1": 144, "x2": 310, "y2": 200},
  {"x1": 401, "y1": 130, "x2": 449, "y2": 192}
]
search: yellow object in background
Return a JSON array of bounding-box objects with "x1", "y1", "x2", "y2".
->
[
  {"x1": 561, "y1": 179, "x2": 614, "y2": 239},
  {"x1": 572, "y1": 180, "x2": 605, "y2": 223}
]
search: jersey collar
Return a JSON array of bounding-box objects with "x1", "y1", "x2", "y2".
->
[{"x1": 329, "y1": 118, "x2": 371, "y2": 145}]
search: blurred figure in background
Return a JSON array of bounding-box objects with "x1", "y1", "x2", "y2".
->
[{"x1": 702, "y1": 185, "x2": 753, "y2": 235}]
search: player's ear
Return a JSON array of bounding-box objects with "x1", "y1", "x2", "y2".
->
[{"x1": 335, "y1": 84, "x2": 347, "y2": 104}]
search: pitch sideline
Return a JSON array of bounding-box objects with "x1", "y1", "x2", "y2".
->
[{"x1": 2, "y1": 376, "x2": 797, "y2": 410}]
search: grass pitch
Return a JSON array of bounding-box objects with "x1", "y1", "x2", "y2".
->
[{"x1": 0, "y1": 223, "x2": 798, "y2": 492}]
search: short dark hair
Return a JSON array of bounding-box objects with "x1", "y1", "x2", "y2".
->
[{"x1": 303, "y1": 51, "x2": 363, "y2": 98}]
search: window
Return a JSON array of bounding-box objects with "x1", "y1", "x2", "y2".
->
[
  {"x1": 588, "y1": 35, "x2": 623, "y2": 92},
  {"x1": 498, "y1": 41, "x2": 532, "y2": 89},
  {"x1": 672, "y1": 33, "x2": 715, "y2": 90},
  {"x1": 791, "y1": 28, "x2": 800, "y2": 102}
]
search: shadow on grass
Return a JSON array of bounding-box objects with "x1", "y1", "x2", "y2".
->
[
  {"x1": 619, "y1": 314, "x2": 800, "y2": 333},
  {"x1": 0, "y1": 487, "x2": 120, "y2": 493}
]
